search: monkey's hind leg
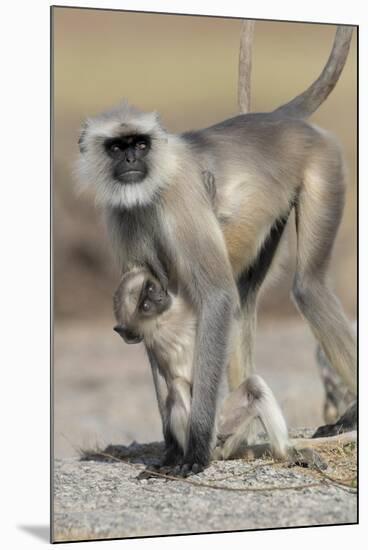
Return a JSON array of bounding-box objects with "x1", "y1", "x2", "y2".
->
[
  {"x1": 292, "y1": 157, "x2": 356, "y2": 435},
  {"x1": 228, "y1": 209, "x2": 291, "y2": 391},
  {"x1": 316, "y1": 335, "x2": 356, "y2": 424},
  {"x1": 227, "y1": 299, "x2": 257, "y2": 391},
  {"x1": 215, "y1": 375, "x2": 289, "y2": 461}
]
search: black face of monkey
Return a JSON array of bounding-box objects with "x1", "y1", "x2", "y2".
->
[
  {"x1": 114, "y1": 275, "x2": 172, "y2": 345},
  {"x1": 104, "y1": 134, "x2": 151, "y2": 184},
  {"x1": 138, "y1": 278, "x2": 171, "y2": 318}
]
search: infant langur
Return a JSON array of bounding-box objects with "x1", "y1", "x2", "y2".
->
[{"x1": 113, "y1": 266, "x2": 289, "y2": 473}]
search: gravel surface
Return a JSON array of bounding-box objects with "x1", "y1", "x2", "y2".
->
[{"x1": 53, "y1": 446, "x2": 357, "y2": 542}]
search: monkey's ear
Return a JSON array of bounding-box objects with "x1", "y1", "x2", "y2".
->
[
  {"x1": 78, "y1": 120, "x2": 89, "y2": 153},
  {"x1": 202, "y1": 170, "x2": 216, "y2": 202},
  {"x1": 151, "y1": 111, "x2": 169, "y2": 138},
  {"x1": 153, "y1": 111, "x2": 163, "y2": 126}
]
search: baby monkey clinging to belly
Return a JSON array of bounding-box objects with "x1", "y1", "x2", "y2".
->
[{"x1": 113, "y1": 266, "x2": 289, "y2": 476}]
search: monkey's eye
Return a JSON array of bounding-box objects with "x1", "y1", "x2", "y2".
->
[
  {"x1": 136, "y1": 141, "x2": 147, "y2": 150},
  {"x1": 141, "y1": 300, "x2": 151, "y2": 312},
  {"x1": 109, "y1": 141, "x2": 123, "y2": 154},
  {"x1": 147, "y1": 283, "x2": 155, "y2": 294}
]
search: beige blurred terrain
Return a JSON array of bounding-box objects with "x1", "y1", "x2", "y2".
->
[
  {"x1": 55, "y1": 319, "x2": 323, "y2": 458},
  {"x1": 52, "y1": 9, "x2": 357, "y2": 458}
]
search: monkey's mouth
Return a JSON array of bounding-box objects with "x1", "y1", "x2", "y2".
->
[{"x1": 114, "y1": 169, "x2": 146, "y2": 184}]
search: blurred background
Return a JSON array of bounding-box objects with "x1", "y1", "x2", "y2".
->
[{"x1": 53, "y1": 8, "x2": 357, "y2": 457}]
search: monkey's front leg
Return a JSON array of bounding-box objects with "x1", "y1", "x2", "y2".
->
[
  {"x1": 148, "y1": 350, "x2": 185, "y2": 463},
  {"x1": 161, "y1": 434, "x2": 183, "y2": 466},
  {"x1": 138, "y1": 351, "x2": 184, "y2": 479},
  {"x1": 178, "y1": 291, "x2": 235, "y2": 476},
  {"x1": 147, "y1": 348, "x2": 168, "y2": 430}
]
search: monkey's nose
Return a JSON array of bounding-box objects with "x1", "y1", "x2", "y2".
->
[{"x1": 125, "y1": 150, "x2": 136, "y2": 163}]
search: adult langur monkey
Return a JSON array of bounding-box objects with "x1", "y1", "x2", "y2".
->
[{"x1": 77, "y1": 25, "x2": 356, "y2": 474}]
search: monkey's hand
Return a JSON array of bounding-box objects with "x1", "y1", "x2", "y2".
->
[
  {"x1": 137, "y1": 449, "x2": 190, "y2": 480},
  {"x1": 171, "y1": 445, "x2": 210, "y2": 477},
  {"x1": 172, "y1": 461, "x2": 206, "y2": 477},
  {"x1": 155, "y1": 447, "x2": 209, "y2": 477}
]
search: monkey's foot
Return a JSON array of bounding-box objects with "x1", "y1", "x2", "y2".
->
[{"x1": 313, "y1": 402, "x2": 357, "y2": 438}]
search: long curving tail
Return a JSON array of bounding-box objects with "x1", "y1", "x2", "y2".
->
[
  {"x1": 273, "y1": 26, "x2": 353, "y2": 119},
  {"x1": 245, "y1": 375, "x2": 289, "y2": 459}
]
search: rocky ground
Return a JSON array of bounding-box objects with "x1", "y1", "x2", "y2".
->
[
  {"x1": 53, "y1": 438, "x2": 357, "y2": 542},
  {"x1": 52, "y1": 319, "x2": 357, "y2": 542}
]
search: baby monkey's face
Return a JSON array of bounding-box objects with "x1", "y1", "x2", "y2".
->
[{"x1": 113, "y1": 269, "x2": 172, "y2": 344}]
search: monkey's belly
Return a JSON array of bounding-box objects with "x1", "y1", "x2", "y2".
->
[
  {"x1": 216, "y1": 176, "x2": 293, "y2": 277},
  {"x1": 152, "y1": 331, "x2": 195, "y2": 386},
  {"x1": 221, "y1": 218, "x2": 277, "y2": 277}
]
